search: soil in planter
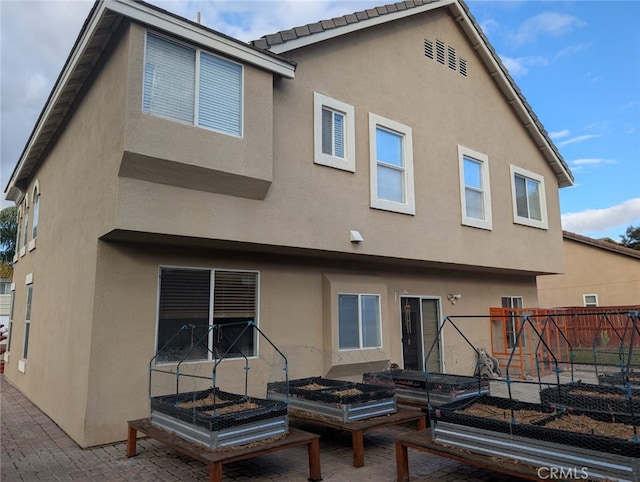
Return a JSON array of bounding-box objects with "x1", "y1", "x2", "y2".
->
[
  {"x1": 542, "y1": 413, "x2": 635, "y2": 439},
  {"x1": 179, "y1": 394, "x2": 231, "y2": 409},
  {"x1": 458, "y1": 403, "x2": 551, "y2": 424},
  {"x1": 570, "y1": 389, "x2": 640, "y2": 399},
  {"x1": 202, "y1": 401, "x2": 261, "y2": 415}
]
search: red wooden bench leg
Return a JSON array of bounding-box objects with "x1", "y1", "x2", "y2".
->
[
  {"x1": 308, "y1": 438, "x2": 322, "y2": 481},
  {"x1": 352, "y1": 430, "x2": 365, "y2": 467},
  {"x1": 209, "y1": 462, "x2": 223, "y2": 482},
  {"x1": 126, "y1": 425, "x2": 137, "y2": 457},
  {"x1": 395, "y1": 439, "x2": 410, "y2": 482}
]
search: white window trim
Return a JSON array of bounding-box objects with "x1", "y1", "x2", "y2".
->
[
  {"x1": 510, "y1": 165, "x2": 548, "y2": 229},
  {"x1": 369, "y1": 113, "x2": 415, "y2": 215},
  {"x1": 313, "y1": 92, "x2": 355, "y2": 172},
  {"x1": 583, "y1": 294, "x2": 599, "y2": 307},
  {"x1": 458, "y1": 145, "x2": 492, "y2": 230},
  {"x1": 337, "y1": 292, "x2": 383, "y2": 351}
]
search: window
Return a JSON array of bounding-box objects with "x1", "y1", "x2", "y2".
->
[
  {"x1": 156, "y1": 267, "x2": 258, "y2": 363},
  {"x1": 369, "y1": 114, "x2": 415, "y2": 215},
  {"x1": 7, "y1": 287, "x2": 15, "y2": 352},
  {"x1": 583, "y1": 294, "x2": 598, "y2": 307},
  {"x1": 313, "y1": 92, "x2": 355, "y2": 172},
  {"x1": 22, "y1": 284, "x2": 33, "y2": 359},
  {"x1": 31, "y1": 184, "x2": 40, "y2": 241},
  {"x1": 458, "y1": 146, "x2": 492, "y2": 230},
  {"x1": 338, "y1": 294, "x2": 381, "y2": 350},
  {"x1": 510, "y1": 165, "x2": 548, "y2": 229},
  {"x1": 143, "y1": 32, "x2": 243, "y2": 137},
  {"x1": 502, "y1": 296, "x2": 524, "y2": 349},
  {"x1": 15, "y1": 207, "x2": 22, "y2": 259}
]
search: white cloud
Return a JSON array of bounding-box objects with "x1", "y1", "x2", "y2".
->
[
  {"x1": 562, "y1": 198, "x2": 640, "y2": 238},
  {"x1": 499, "y1": 54, "x2": 548, "y2": 77},
  {"x1": 571, "y1": 158, "x2": 616, "y2": 167},
  {"x1": 510, "y1": 12, "x2": 586, "y2": 46},
  {"x1": 549, "y1": 129, "x2": 570, "y2": 139},
  {"x1": 557, "y1": 134, "x2": 600, "y2": 146}
]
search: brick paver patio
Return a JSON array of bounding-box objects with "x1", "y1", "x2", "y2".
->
[{"x1": 1, "y1": 376, "x2": 526, "y2": 481}]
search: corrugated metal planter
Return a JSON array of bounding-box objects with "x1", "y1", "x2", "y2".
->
[
  {"x1": 267, "y1": 377, "x2": 397, "y2": 422},
  {"x1": 363, "y1": 370, "x2": 489, "y2": 406},
  {"x1": 541, "y1": 381, "x2": 640, "y2": 414},
  {"x1": 150, "y1": 388, "x2": 288, "y2": 449},
  {"x1": 430, "y1": 394, "x2": 640, "y2": 481}
]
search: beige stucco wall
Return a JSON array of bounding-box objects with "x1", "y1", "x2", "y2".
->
[
  {"x1": 4, "y1": 25, "x2": 130, "y2": 444},
  {"x1": 537, "y1": 239, "x2": 640, "y2": 307},
  {"x1": 111, "y1": 10, "x2": 565, "y2": 276},
  {"x1": 82, "y1": 240, "x2": 537, "y2": 446}
]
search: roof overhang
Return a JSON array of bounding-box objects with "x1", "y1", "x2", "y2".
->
[
  {"x1": 4, "y1": 0, "x2": 296, "y2": 203},
  {"x1": 261, "y1": 0, "x2": 573, "y2": 189}
]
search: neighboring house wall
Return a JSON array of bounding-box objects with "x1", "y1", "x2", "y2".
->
[
  {"x1": 537, "y1": 231, "x2": 640, "y2": 308},
  {"x1": 4, "y1": 1, "x2": 571, "y2": 447}
]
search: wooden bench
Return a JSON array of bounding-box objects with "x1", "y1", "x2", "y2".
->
[
  {"x1": 127, "y1": 418, "x2": 321, "y2": 482},
  {"x1": 395, "y1": 428, "x2": 539, "y2": 482},
  {"x1": 290, "y1": 407, "x2": 426, "y2": 467}
]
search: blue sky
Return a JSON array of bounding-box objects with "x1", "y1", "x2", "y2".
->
[{"x1": 1, "y1": 0, "x2": 639, "y2": 241}]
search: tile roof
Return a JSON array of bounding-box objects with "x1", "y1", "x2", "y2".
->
[
  {"x1": 563, "y1": 230, "x2": 640, "y2": 260},
  {"x1": 251, "y1": 0, "x2": 440, "y2": 50}
]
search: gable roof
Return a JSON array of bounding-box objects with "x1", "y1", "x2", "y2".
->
[
  {"x1": 251, "y1": 0, "x2": 574, "y2": 189},
  {"x1": 563, "y1": 230, "x2": 640, "y2": 260},
  {"x1": 4, "y1": 0, "x2": 296, "y2": 203}
]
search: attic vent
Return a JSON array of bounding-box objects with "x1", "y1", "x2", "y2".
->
[
  {"x1": 424, "y1": 38, "x2": 468, "y2": 78},
  {"x1": 447, "y1": 46, "x2": 456, "y2": 70},
  {"x1": 459, "y1": 58, "x2": 468, "y2": 76},
  {"x1": 436, "y1": 39, "x2": 445, "y2": 64},
  {"x1": 424, "y1": 39, "x2": 434, "y2": 59}
]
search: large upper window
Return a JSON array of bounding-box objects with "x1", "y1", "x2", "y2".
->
[
  {"x1": 458, "y1": 146, "x2": 492, "y2": 230},
  {"x1": 156, "y1": 267, "x2": 258, "y2": 363},
  {"x1": 369, "y1": 114, "x2": 415, "y2": 215},
  {"x1": 338, "y1": 294, "x2": 382, "y2": 350},
  {"x1": 313, "y1": 92, "x2": 355, "y2": 172},
  {"x1": 143, "y1": 32, "x2": 243, "y2": 137},
  {"x1": 510, "y1": 165, "x2": 548, "y2": 229}
]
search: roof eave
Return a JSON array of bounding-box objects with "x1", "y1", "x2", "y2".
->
[
  {"x1": 449, "y1": 0, "x2": 574, "y2": 188},
  {"x1": 4, "y1": 0, "x2": 296, "y2": 202}
]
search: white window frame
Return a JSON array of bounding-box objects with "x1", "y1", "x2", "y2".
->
[
  {"x1": 29, "y1": 182, "x2": 40, "y2": 251},
  {"x1": 510, "y1": 165, "x2": 548, "y2": 229},
  {"x1": 7, "y1": 283, "x2": 16, "y2": 352},
  {"x1": 338, "y1": 293, "x2": 382, "y2": 350},
  {"x1": 583, "y1": 294, "x2": 598, "y2": 307},
  {"x1": 313, "y1": 92, "x2": 355, "y2": 172},
  {"x1": 369, "y1": 113, "x2": 415, "y2": 215},
  {"x1": 458, "y1": 146, "x2": 492, "y2": 230},
  {"x1": 143, "y1": 32, "x2": 244, "y2": 138},
  {"x1": 22, "y1": 279, "x2": 33, "y2": 360}
]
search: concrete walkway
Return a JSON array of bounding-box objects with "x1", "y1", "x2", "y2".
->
[{"x1": 1, "y1": 376, "x2": 525, "y2": 481}]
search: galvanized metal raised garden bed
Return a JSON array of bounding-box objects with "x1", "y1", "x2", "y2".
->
[
  {"x1": 150, "y1": 388, "x2": 288, "y2": 449},
  {"x1": 541, "y1": 380, "x2": 640, "y2": 414},
  {"x1": 362, "y1": 369, "x2": 489, "y2": 406},
  {"x1": 267, "y1": 377, "x2": 396, "y2": 422},
  {"x1": 430, "y1": 394, "x2": 640, "y2": 481}
]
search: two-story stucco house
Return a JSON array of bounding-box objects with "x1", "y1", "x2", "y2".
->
[{"x1": 3, "y1": 0, "x2": 573, "y2": 447}]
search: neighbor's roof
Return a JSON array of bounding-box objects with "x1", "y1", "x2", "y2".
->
[
  {"x1": 4, "y1": 0, "x2": 296, "y2": 202},
  {"x1": 563, "y1": 231, "x2": 640, "y2": 260},
  {"x1": 251, "y1": 0, "x2": 574, "y2": 189}
]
